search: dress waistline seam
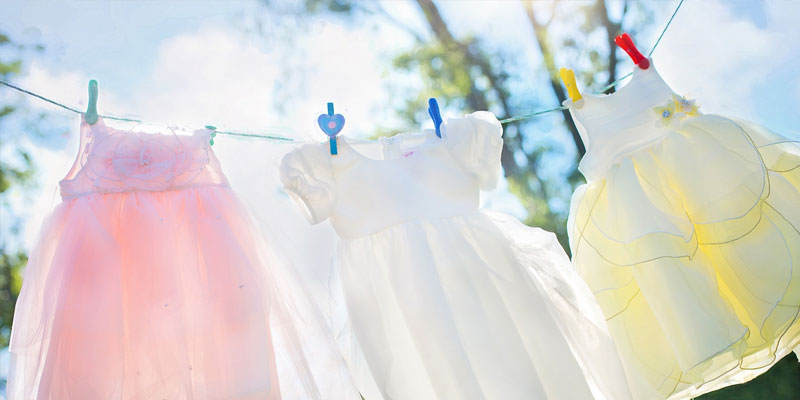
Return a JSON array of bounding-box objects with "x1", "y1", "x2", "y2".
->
[{"x1": 60, "y1": 182, "x2": 232, "y2": 201}]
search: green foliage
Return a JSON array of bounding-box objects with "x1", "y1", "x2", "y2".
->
[
  {"x1": 0, "y1": 60, "x2": 22, "y2": 77},
  {"x1": 0, "y1": 251, "x2": 26, "y2": 347},
  {"x1": 0, "y1": 148, "x2": 34, "y2": 194},
  {"x1": 303, "y1": 0, "x2": 353, "y2": 14},
  {"x1": 392, "y1": 40, "x2": 475, "y2": 124},
  {"x1": 697, "y1": 353, "x2": 800, "y2": 400},
  {"x1": 0, "y1": 30, "x2": 37, "y2": 349}
]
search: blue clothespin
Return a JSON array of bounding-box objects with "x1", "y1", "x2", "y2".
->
[
  {"x1": 428, "y1": 97, "x2": 443, "y2": 138},
  {"x1": 317, "y1": 102, "x2": 345, "y2": 155}
]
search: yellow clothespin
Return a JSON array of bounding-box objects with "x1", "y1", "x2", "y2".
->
[{"x1": 559, "y1": 68, "x2": 582, "y2": 103}]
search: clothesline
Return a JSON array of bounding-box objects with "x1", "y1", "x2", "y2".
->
[
  {"x1": 0, "y1": 79, "x2": 300, "y2": 142},
  {"x1": 0, "y1": 79, "x2": 141, "y2": 123},
  {"x1": 0, "y1": 0, "x2": 684, "y2": 141}
]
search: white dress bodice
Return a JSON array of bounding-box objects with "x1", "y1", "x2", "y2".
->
[
  {"x1": 280, "y1": 111, "x2": 503, "y2": 239},
  {"x1": 567, "y1": 61, "x2": 677, "y2": 181}
]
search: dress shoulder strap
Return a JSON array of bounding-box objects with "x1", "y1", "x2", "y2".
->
[{"x1": 60, "y1": 115, "x2": 104, "y2": 182}]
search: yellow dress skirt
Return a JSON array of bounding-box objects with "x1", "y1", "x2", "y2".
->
[{"x1": 568, "y1": 114, "x2": 800, "y2": 399}]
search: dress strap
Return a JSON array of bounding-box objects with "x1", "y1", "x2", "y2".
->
[{"x1": 60, "y1": 115, "x2": 100, "y2": 182}]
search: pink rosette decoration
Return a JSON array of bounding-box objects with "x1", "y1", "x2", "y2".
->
[{"x1": 84, "y1": 131, "x2": 210, "y2": 193}]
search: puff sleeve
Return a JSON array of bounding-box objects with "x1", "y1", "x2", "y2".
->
[
  {"x1": 279, "y1": 143, "x2": 336, "y2": 224},
  {"x1": 444, "y1": 111, "x2": 504, "y2": 190}
]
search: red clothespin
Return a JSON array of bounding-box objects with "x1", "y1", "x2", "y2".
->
[{"x1": 614, "y1": 33, "x2": 650, "y2": 70}]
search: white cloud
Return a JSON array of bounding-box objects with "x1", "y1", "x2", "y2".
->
[
  {"x1": 131, "y1": 27, "x2": 282, "y2": 130},
  {"x1": 124, "y1": 22, "x2": 396, "y2": 142},
  {"x1": 653, "y1": 0, "x2": 800, "y2": 136}
]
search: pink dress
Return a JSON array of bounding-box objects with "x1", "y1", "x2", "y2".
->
[{"x1": 8, "y1": 117, "x2": 357, "y2": 400}]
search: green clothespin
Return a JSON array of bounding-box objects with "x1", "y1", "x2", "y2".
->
[
  {"x1": 85, "y1": 80, "x2": 99, "y2": 125},
  {"x1": 205, "y1": 125, "x2": 218, "y2": 145}
]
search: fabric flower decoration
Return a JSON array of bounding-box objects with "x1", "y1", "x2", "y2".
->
[
  {"x1": 84, "y1": 131, "x2": 210, "y2": 192},
  {"x1": 112, "y1": 136, "x2": 181, "y2": 185},
  {"x1": 653, "y1": 100, "x2": 679, "y2": 128},
  {"x1": 672, "y1": 94, "x2": 699, "y2": 117},
  {"x1": 653, "y1": 95, "x2": 700, "y2": 128}
]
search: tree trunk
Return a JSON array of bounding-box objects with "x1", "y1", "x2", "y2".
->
[
  {"x1": 522, "y1": 1, "x2": 586, "y2": 157},
  {"x1": 415, "y1": 0, "x2": 521, "y2": 177},
  {"x1": 597, "y1": 0, "x2": 622, "y2": 89}
]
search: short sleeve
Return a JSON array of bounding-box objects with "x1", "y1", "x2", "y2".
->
[
  {"x1": 443, "y1": 111, "x2": 504, "y2": 190},
  {"x1": 279, "y1": 144, "x2": 336, "y2": 224}
]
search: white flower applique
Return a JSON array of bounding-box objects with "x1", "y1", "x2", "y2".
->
[{"x1": 653, "y1": 94, "x2": 700, "y2": 128}]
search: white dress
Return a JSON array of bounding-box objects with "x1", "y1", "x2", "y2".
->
[{"x1": 280, "y1": 112, "x2": 632, "y2": 400}]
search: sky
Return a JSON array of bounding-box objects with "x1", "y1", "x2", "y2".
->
[
  {"x1": 0, "y1": 0, "x2": 798, "y2": 292},
  {"x1": 1, "y1": 0, "x2": 800, "y2": 394},
  {"x1": 2, "y1": 0, "x2": 798, "y2": 234}
]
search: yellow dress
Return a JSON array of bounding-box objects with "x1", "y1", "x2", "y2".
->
[{"x1": 565, "y1": 60, "x2": 800, "y2": 399}]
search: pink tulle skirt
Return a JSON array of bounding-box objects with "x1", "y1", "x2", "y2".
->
[{"x1": 9, "y1": 186, "x2": 282, "y2": 399}]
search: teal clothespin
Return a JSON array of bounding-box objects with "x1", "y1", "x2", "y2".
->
[
  {"x1": 205, "y1": 125, "x2": 218, "y2": 146},
  {"x1": 85, "y1": 80, "x2": 99, "y2": 125},
  {"x1": 317, "y1": 102, "x2": 345, "y2": 155}
]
